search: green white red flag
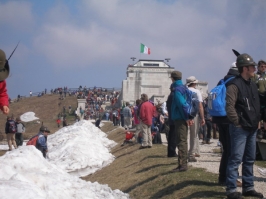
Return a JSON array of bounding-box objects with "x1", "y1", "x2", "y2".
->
[{"x1": 140, "y1": 43, "x2": 150, "y2": 54}]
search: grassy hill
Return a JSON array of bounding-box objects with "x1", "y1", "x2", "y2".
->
[
  {"x1": 0, "y1": 96, "x2": 265, "y2": 198},
  {"x1": 0, "y1": 94, "x2": 78, "y2": 140}
]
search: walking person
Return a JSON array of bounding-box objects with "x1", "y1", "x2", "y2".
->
[
  {"x1": 5, "y1": 116, "x2": 17, "y2": 151},
  {"x1": 15, "y1": 118, "x2": 25, "y2": 147},
  {"x1": 225, "y1": 53, "x2": 263, "y2": 199}
]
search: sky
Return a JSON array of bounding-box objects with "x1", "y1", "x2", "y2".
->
[
  {"x1": 0, "y1": 0, "x2": 266, "y2": 99},
  {"x1": 0, "y1": 118, "x2": 130, "y2": 199}
]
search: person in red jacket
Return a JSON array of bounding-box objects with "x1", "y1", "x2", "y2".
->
[
  {"x1": 0, "y1": 49, "x2": 10, "y2": 115},
  {"x1": 139, "y1": 93, "x2": 155, "y2": 149}
]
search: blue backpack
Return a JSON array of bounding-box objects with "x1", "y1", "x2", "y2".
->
[
  {"x1": 174, "y1": 86, "x2": 199, "y2": 119},
  {"x1": 208, "y1": 77, "x2": 234, "y2": 116}
]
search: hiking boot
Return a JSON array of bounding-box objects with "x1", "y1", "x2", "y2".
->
[
  {"x1": 195, "y1": 153, "x2": 200, "y2": 157},
  {"x1": 171, "y1": 166, "x2": 180, "y2": 172},
  {"x1": 207, "y1": 141, "x2": 211, "y2": 144},
  {"x1": 148, "y1": 146, "x2": 152, "y2": 148},
  {"x1": 188, "y1": 157, "x2": 197, "y2": 162},
  {"x1": 178, "y1": 166, "x2": 188, "y2": 172},
  {"x1": 242, "y1": 190, "x2": 263, "y2": 198},
  {"x1": 202, "y1": 141, "x2": 206, "y2": 144},
  {"x1": 172, "y1": 166, "x2": 187, "y2": 172},
  {"x1": 227, "y1": 192, "x2": 243, "y2": 199}
]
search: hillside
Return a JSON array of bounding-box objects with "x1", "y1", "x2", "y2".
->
[
  {"x1": 0, "y1": 94, "x2": 78, "y2": 140},
  {"x1": 0, "y1": 96, "x2": 265, "y2": 198}
]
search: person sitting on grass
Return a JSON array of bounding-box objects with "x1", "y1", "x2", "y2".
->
[{"x1": 121, "y1": 128, "x2": 135, "y2": 146}]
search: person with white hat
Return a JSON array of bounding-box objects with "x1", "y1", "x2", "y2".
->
[
  {"x1": 186, "y1": 76, "x2": 205, "y2": 162},
  {"x1": 0, "y1": 49, "x2": 10, "y2": 115}
]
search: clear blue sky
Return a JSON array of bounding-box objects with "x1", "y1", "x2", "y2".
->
[{"x1": 0, "y1": 0, "x2": 265, "y2": 99}]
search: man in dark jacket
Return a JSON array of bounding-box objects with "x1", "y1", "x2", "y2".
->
[
  {"x1": 166, "y1": 85, "x2": 178, "y2": 157},
  {"x1": 5, "y1": 116, "x2": 17, "y2": 151},
  {"x1": 225, "y1": 54, "x2": 263, "y2": 199}
]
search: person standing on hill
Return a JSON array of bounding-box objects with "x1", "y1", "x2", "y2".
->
[
  {"x1": 0, "y1": 49, "x2": 10, "y2": 115},
  {"x1": 252, "y1": 60, "x2": 266, "y2": 139},
  {"x1": 5, "y1": 116, "x2": 17, "y2": 151},
  {"x1": 139, "y1": 93, "x2": 154, "y2": 149},
  {"x1": 211, "y1": 63, "x2": 240, "y2": 187},
  {"x1": 123, "y1": 102, "x2": 132, "y2": 128},
  {"x1": 225, "y1": 53, "x2": 263, "y2": 199},
  {"x1": 133, "y1": 99, "x2": 142, "y2": 143},
  {"x1": 15, "y1": 118, "x2": 25, "y2": 146},
  {"x1": 186, "y1": 76, "x2": 205, "y2": 162},
  {"x1": 170, "y1": 71, "x2": 194, "y2": 172}
]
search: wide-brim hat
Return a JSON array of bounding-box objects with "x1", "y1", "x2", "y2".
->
[
  {"x1": 0, "y1": 49, "x2": 9, "y2": 81},
  {"x1": 186, "y1": 76, "x2": 198, "y2": 86}
]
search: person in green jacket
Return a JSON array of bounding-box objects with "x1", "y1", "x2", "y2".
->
[{"x1": 253, "y1": 60, "x2": 266, "y2": 139}]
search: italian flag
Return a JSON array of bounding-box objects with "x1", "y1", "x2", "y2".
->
[{"x1": 140, "y1": 43, "x2": 150, "y2": 54}]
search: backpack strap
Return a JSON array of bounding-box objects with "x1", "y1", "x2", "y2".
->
[{"x1": 224, "y1": 76, "x2": 235, "y2": 85}]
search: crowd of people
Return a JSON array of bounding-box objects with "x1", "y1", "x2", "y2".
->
[
  {"x1": 165, "y1": 53, "x2": 264, "y2": 199},
  {"x1": 101, "y1": 53, "x2": 265, "y2": 199},
  {"x1": 0, "y1": 47, "x2": 265, "y2": 198}
]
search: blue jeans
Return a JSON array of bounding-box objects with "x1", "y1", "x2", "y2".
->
[{"x1": 226, "y1": 124, "x2": 257, "y2": 194}]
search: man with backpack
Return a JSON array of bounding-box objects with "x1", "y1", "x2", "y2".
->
[
  {"x1": 225, "y1": 53, "x2": 263, "y2": 199},
  {"x1": 186, "y1": 76, "x2": 205, "y2": 162},
  {"x1": 28, "y1": 126, "x2": 51, "y2": 158},
  {"x1": 5, "y1": 116, "x2": 17, "y2": 151},
  {"x1": 170, "y1": 71, "x2": 194, "y2": 172},
  {"x1": 211, "y1": 63, "x2": 240, "y2": 187}
]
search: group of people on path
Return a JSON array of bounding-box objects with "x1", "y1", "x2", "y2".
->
[{"x1": 168, "y1": 53, "x2": 264, "y2": 199}]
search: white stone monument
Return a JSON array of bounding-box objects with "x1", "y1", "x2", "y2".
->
[
  {"x1": 77, "y1": 99, "x2": 86, "y2": 120},
  {"x1": 120, "y1": 59, "x2": 208, "y2": 106},
  {"x1": 120, "y1": 59, "x2": 175, "y2": 105}
]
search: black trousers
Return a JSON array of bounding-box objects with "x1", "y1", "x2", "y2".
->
[
  {"x1": 217, "y1": 123, "x2": 230, "y2": 182},
  {"x1": 167, "y1": 124, "x2": 177, "y2": 157}
]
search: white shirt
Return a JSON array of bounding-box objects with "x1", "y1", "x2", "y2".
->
[{"x1": 188, "y1": 87, "x2": 203, "y2": 102}]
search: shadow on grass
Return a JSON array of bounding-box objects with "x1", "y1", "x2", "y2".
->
[
  {"x1": 150, "y1": 186, "x2": 226, "y2": 199},
  {"x1": 136, "y1": 162, "x2": 177, "y2": 174},
  {"x1": 150, "y1": 180, "x2": 224, "y2": 199},
  {"x1": 140, "y1": 155, "x2": 172, "y2": 162}
]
